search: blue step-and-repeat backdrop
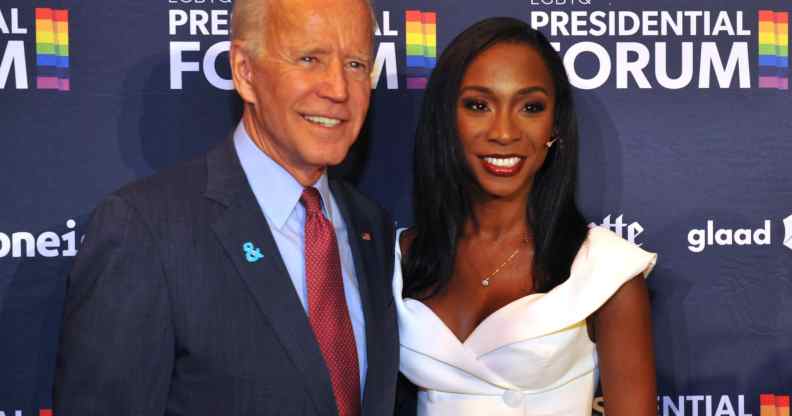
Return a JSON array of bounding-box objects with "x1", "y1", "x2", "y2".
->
[{"x1": 1, "y1": 0, "x2": 791, "y2": 414}]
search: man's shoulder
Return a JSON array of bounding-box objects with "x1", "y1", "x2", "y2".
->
[
  {"x1": 114, "y1": 154, "x2": 208, "y2": 209},
  {"x1": 86, "y1": 151, "x2": 223, "y2": 240},
  {"x1": 330, "y1": 179, "x2": 389, "y2": 220}
]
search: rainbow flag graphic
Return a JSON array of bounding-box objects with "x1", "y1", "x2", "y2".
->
[
  {"x1": 758, "y1": 10, "x2": 788, "y2": 90},
  {"x1": 761, "y1": 394, "x2": 791, "y2": 416},
  {"x1": 405, "y1": 10, "x2": 436, "y2": 90},
  {"x1": 779, "y1": 396, "x2": 791, "y2": 416},
  {"x1": 35, "y1": 8, "x2": 70, "y2": 91}
]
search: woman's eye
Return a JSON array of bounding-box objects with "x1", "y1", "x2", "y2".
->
[
  {"x1": 463, "y1": 99, "x2": 489, "y2": 112},
  {"x1": 522, "y1": 102, "x2": 546, "y2": 113}
]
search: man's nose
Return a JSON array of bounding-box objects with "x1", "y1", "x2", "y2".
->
[{"x1": 317, "y1": 59, "x2": 349, "y2": 102}]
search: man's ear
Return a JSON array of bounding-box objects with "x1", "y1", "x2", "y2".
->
[{"x1": 230, "y1": 41, "x2": 257, "y2": 104}]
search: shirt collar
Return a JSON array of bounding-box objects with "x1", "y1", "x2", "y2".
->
[
  {"x1": 233, "y1": 121, "x2": 334, "y2": 229},
  {"x1": 313, "y1": 172, "x2": 335, "y2": 223}
]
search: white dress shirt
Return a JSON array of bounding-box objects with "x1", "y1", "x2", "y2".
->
[{"x1": 233, "y1": 121, "x2": 367, "y2": 396}]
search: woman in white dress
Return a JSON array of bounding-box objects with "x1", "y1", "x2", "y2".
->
[{"x1": 395, "y1": 18, "x2": 657, "y2": 415}]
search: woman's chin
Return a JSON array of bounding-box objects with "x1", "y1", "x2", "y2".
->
[{"x1": 475, "y1": 184, "x2": 530, "y2": 201}]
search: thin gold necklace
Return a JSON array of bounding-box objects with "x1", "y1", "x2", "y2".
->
[{"x1": 480, "y1": 234, "x2": 531, "y2": 287}]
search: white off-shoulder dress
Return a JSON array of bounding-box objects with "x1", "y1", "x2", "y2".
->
[{"x1": 393, "y1": 227, "x2": 657, "y2": 416}]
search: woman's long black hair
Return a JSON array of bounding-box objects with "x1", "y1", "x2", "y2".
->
[{"x1": 402, "y1": 17, "x2": 589, "y2": 298}]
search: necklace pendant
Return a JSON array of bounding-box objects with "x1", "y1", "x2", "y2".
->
[{"x1": 481, "y1": 278, "x2": 490, "y2": 287}]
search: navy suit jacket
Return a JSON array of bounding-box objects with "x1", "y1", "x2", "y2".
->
[{"x1": 54, "y1": 138, "x2": 398, "y2": 415}]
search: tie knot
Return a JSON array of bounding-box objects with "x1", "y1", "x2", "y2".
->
[{"x1": 300, "y1": 187, "x2": 324, "y2": 214}]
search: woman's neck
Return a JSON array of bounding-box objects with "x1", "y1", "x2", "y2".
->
[{"x1": 465, "y1": 193, "x2": 531, "y2": 242}]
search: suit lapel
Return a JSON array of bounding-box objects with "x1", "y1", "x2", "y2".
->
[
  {"x1": 330, "y1": 181, "x2": 375, "y2": 333},
  {"x1": 330, "y1": 181, "x2": 390, "y2": 416},
  {"x1": 206, "y1": 139, "x2": 337, "y2": 416}
]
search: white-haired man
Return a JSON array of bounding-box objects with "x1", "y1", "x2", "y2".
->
[{"x1": 54, "y1": 1, "x2": 398, "y2": 415}]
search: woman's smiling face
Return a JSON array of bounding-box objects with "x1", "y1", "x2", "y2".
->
[{"x1": 456, "y1": 42, "x2": 557, "y2": 200}]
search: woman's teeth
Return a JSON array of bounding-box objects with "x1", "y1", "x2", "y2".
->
[{"x1": 483, "y1": 156, "x2": 521, "y2": 168}]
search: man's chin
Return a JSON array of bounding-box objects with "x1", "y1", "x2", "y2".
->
[
  {"x1": 311, "y1": 145, "x2": 355, "y2": 166},
  {"x1": 317, "y1": 155, "x2": 350, "y2": 168}
]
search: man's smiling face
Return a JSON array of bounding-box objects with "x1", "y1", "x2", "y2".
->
[{"x1": 239, "y1": 0, "x2": 373, "y2": 184}]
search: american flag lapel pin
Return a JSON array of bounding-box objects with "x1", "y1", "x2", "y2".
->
[{"x1": 361, "y1": 232, "x2": 372, "y2": 241}]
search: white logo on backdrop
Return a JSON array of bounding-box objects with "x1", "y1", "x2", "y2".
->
[
  {"x1": 687, "y1": 220, "x2": 772, "y2": 253},
  {"x1": 0, "y1": 219, "x2": 81, "y2": 258},
  {"x1": 594, "y1": 394, "x2": 754, "y2": 416},
  {"x1": 783, "y1": 214, "x2": 792, "y2": 251},
  {"x1": 589, "y1": 214, "x2": 644, "y2": 245}
]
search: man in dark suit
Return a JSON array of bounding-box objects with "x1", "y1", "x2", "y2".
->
[{"x1": 54, "y1": 0, "x2": 398, "y2": 414}]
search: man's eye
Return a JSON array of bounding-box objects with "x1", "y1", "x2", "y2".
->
[
  {"x1": 462, "y1": 99, "x2": 489, "y2": 112},
  {"x1": 300, "y1": 56, "x2": 318, "y2": 64},
  {"x1": 348, "y1": 61, "x2": 368, "y2": 70},
  {"x1": 522, "y1": 102, "x2": 546, "y2": 113}
]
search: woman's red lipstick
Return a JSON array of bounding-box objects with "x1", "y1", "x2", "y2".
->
[{"x1": 480, "y1": 156, "x2": 525, "y2": 177}]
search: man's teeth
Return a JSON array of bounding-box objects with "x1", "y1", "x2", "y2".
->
[
  {"x1": 483, "y1": 157, "x2": 521, "y2": 168},
  {"x1": 304, "y1": 115, "x2": 341, "y2": 127}
]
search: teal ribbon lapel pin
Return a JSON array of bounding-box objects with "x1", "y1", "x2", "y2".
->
[{"x1": 243, "y1": 242, "x2": 264, "y2": 263}]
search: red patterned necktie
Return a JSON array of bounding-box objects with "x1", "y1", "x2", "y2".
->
[{"x1": 300, "y1": 187, "x2": 361, "y2": 416}]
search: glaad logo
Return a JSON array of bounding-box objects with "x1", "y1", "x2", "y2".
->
[
  {"x1": 687, "y1": 220, "x2": 771, "y2": 253},
  {"x1": 783, "y1": 214, "x2": 792, "y2": 251},
  {"x1": 589, "y1": 214, "x2": 644, "y2": 245}
]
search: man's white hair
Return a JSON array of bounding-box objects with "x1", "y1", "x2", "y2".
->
[{"x1": 231, "y1": 0, "x2": 377, "y2": 56}]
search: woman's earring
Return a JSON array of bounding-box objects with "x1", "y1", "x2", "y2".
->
[{"x1": 547, "y1": 127, "x2": 560, "y2": 148}]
